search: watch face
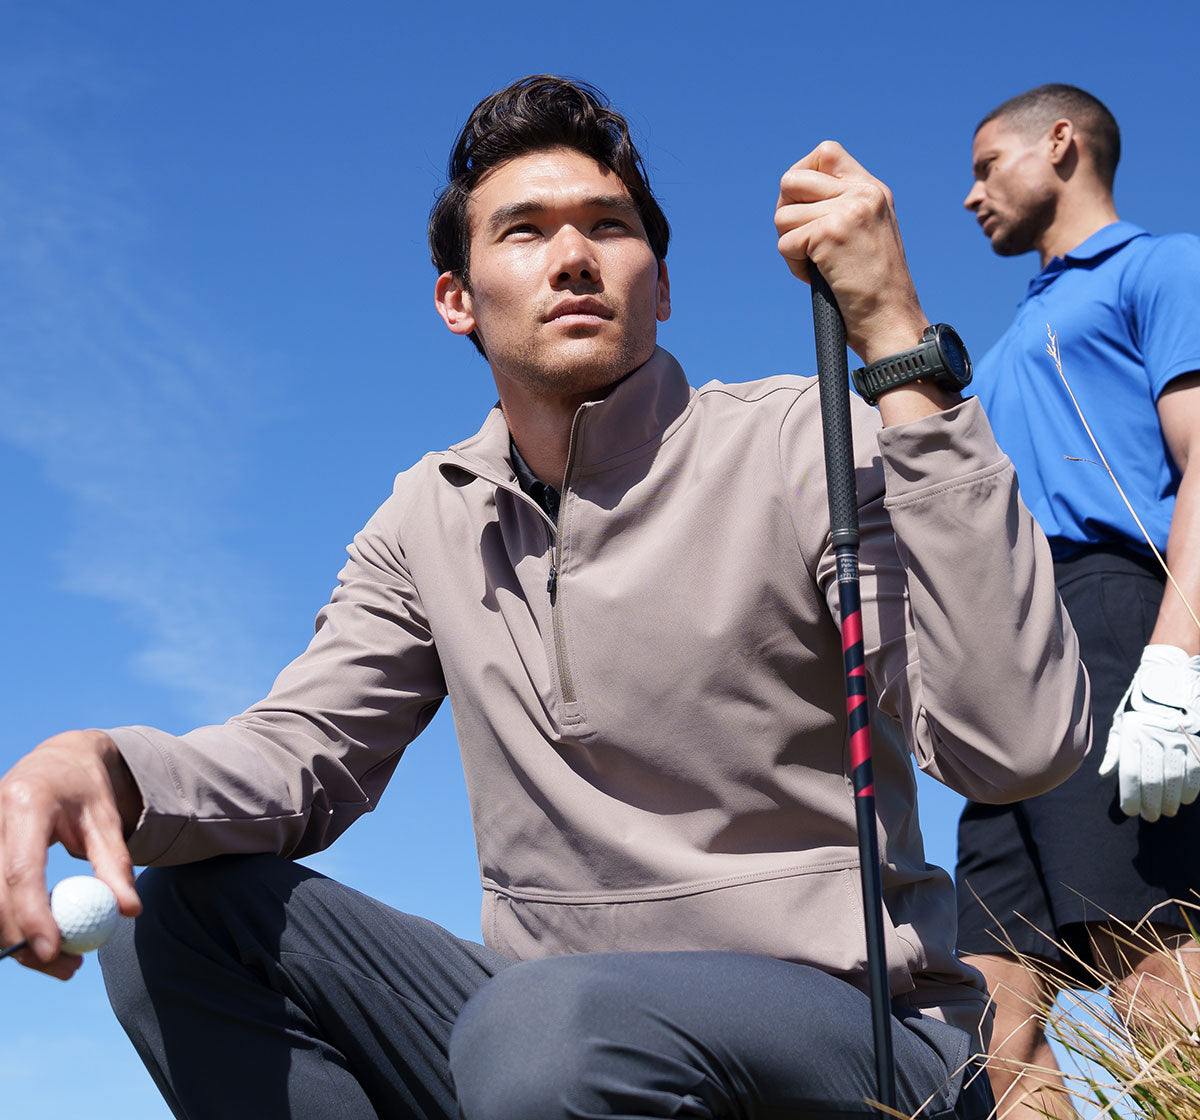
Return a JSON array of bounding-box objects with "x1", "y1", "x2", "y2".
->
[{"x1": 936, "y1": 326, "x2": 971, "y2": 382}]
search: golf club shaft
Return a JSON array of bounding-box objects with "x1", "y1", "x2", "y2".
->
[
  {"x1": 0, "y1": 938, "x2": 28, "y2": 961},
  {"x1": 811, "y1": 266, "x2": 897, "y2": 1111}
]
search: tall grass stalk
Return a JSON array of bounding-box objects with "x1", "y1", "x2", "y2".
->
[{"x1": 1045, "y1": 324, "x2": 1200, "y2": 634}]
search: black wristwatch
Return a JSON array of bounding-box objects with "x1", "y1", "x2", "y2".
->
[{"x1": 851, "y1": 324, "x2": 973, "y2": 405}]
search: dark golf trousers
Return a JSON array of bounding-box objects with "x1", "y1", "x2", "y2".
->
[{"x1": 99, "y1": 855, "x2": 993, "y2": 1119}]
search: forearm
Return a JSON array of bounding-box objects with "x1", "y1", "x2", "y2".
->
[
  {"x1": 1150, "y1": 375, "x2": 1200, "y2": 654},
  {"x1": 1100, "y1": 382, "x2": 1200, "y2": 820},
  {"x1": 1148, "y1": 459, "x2": 1200, "y2": 655},
  {"x1": 109, "y1": 717, "x2": 391, "y2": 865},
  {"x1": 114, "y1": 497, "x2": 446, "y2": 865},
  {"x1": 875, "y1": 382, "x2": 963, "y2": 426},
  {"x1": 865, "y1": 399, "x2": 1090, "y2": 800}
]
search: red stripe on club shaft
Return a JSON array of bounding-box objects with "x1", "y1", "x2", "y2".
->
[
  {"x1": 842, "y1": 605, "x2": 863, "y2": 649},
  {"x1": 849, "y1": 724, "x2": 872, "y2": 771}
]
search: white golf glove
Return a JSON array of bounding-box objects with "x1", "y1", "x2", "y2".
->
[{"x1": 1099, "y1": 644, "x2": 1200, "y2": 822}]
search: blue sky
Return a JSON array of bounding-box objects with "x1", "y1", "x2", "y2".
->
[{"x1": 3, "y1": 2, "x2": 1197, "y2": 1115}]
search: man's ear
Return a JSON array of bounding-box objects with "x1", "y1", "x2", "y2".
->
[
  {"x1": 1047, "y1": 118, "x2": 1075, "y2": 167},
  {"x1": 435, "y1": 271, "x2": 476, "y2": 336},
  {"x1": 655, "y1": 260, "x2": 671, "y2": 323}
]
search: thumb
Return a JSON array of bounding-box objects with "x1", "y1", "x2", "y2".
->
[{"x1": 1098, "y1": 718, "x2": 1122, "y2": 778}]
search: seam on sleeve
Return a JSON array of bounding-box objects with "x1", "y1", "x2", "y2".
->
[{"x1": 883, "y1": 457, "x2": 1012, "y2": 510}]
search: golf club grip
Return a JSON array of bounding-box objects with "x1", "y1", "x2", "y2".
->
[{"x1": 810, "y1": 268, "x2": 859, "y2": 550}]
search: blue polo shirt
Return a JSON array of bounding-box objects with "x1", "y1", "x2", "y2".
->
[{"x1": 971, "y1": 221, "x2": 1200, "y2": 559}]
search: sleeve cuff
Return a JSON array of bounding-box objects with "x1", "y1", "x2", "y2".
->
[
  {"x1": 105, "y1": 725, "x2": 190, "y2": 865},
  {"x1": 876, "y1": 397, "x2": 1009, "y2": 500}
]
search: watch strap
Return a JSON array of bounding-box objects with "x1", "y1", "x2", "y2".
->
[{"x1": 851, "y1": 337, "x2": 940, "y2": 405}]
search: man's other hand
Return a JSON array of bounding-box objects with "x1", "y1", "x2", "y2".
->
[
  {"x1": 0, "y1": 730, "x2": 143, "y2": 978},
  {"x1": 1100, "y1": 644, "x2": 1200, "y2": 822}
]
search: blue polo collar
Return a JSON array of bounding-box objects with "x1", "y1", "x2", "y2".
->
[
  {"x1": 1063, "y1": 220, "x2": 1147, "y2": 262},
  {"x1": 1028, "y1": 221, "x2": 1148, "y2": 296}
]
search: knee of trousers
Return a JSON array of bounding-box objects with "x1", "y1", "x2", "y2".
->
[
  {"x1": 99, "y1": 855, "x2": 304, "y2": 1021},
  {"x1": 449, "y1": 955, "x2": 717, "y2": 1120}
]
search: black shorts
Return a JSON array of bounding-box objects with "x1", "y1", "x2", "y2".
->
[{"x1": 956, "y1": 547, "x2": 1200, "y2": 987}]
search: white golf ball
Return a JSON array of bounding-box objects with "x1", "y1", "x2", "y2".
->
[{"x1": 49, "y1": 875, "x2": 120, "y2": 954}]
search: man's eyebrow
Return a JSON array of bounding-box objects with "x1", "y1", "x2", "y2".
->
[
  {"x1": 483, "y1": 194, "x2": 641, "y2": 236},
  {"x1": 972, "y1": 152, "x2": 996, "y2": 177}
]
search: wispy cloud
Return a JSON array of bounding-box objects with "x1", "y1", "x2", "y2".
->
[{"x1": 0, "y1": 42, "x2": 286, "y2": 725}]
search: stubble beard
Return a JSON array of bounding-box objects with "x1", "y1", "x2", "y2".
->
[
  {"x1": 989, "y1": 193, "x2": 1057, "y2": 259},
  {"x1": 495, "y1": 324, "x2": 656, "y2": 402}
]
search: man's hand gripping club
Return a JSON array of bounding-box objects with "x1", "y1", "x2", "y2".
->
[{"x1": 774, "y1": 141, "x2": 959, "y2": 421}]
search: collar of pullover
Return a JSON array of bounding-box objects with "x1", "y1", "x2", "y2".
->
[{"x1": 447, "y1": 346, "x2": 694, "y2": 484}]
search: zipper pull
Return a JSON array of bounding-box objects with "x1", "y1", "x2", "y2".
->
[{"x1": 547, "y1": 564, "x2": 558, "y2": 601}]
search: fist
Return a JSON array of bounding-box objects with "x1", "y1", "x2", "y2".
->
[{"x1": 775, "y1": 141, "x2": 926, "y2": 366}]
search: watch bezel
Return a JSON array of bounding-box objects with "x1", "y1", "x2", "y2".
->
[{"x1": 924, "y1": 323, "x2": 972, "y2": 385}]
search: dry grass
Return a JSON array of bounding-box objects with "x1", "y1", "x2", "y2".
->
[{"x1": 980, "y1": 903, "x2": 1200, "y2": 1119}]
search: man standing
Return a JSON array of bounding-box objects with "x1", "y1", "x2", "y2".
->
[
  {"x1": 0, "y1": 76, "x2": 1086, "y2": 1119},
  {"x1": 958, "y1": 83, "x2": 1200, "y2": 1118}
]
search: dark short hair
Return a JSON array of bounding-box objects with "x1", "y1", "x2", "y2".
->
[
  {"x1": 429, "y1": 75, "x2": 671, "y2": 356},
  {"x1": 977, "y1": 83, "x2": 1121, "y2": 190}
]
